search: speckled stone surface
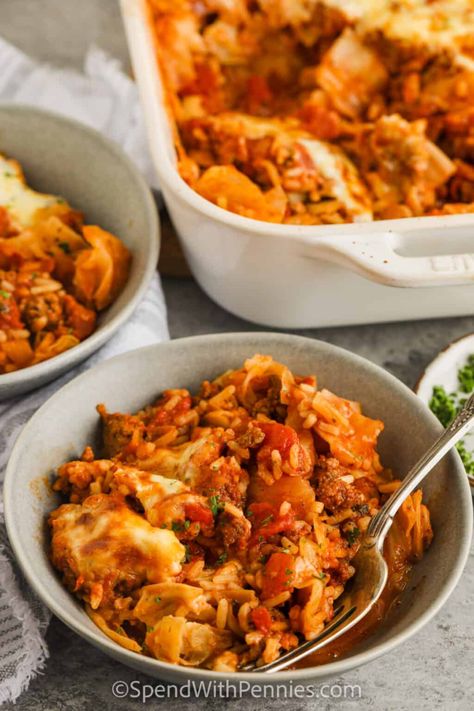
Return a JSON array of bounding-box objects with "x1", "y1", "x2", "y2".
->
[{"x1": 1, "y1": 2, "x2": 473, "y2": 708}]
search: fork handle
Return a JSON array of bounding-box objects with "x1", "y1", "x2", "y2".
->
[{"x1": 368, "y1": 392, "x2": 474, "y2": 542}]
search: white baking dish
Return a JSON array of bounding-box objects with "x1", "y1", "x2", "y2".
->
[{"x1": 121, "y1": 0, "x2": 474, "y2": 328}]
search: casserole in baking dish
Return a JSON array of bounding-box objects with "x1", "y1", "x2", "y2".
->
[
  {"x1": 122, "y1": 0, "x2": 474, "y2": 328},
  {"x1": 143, "y1": 0, "x2": 474, "y2": 226}
]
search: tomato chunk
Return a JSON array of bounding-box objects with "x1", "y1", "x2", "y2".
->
[
  {"x1": 250, "y1": 606, "x2": 272, "y2": 634},
  {"x1": 261, "y1": 552, "x2": 296, "y2": 600},
  {"x1": 63, "y1": 295, "x2": 96, "y2": 340},
  {"x1": 247, "y1": 502, "x2": 295, "y2": 543},
  {"x1": 184, "y1": 502, "x2": 214, "y2": 526},
  {"x1": 257, "y1": 421, "x2": 311, "y2": 476},
  {"x1": 153, "y1": 392, "x2": 192, "y2": 426},
  {"x1": 257, "y1": 422, "x2": 298, "y2": 459}
]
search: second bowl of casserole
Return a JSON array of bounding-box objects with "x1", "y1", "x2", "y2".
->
[{"x1": 0, "y1": 103, "x2": 159, "y2": 399}]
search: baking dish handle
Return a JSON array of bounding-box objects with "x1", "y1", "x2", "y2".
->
[{"x1": 300, "y1": 232, "x2": 474, "y2": 287}]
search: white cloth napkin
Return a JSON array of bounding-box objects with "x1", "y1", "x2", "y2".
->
[
  {"x1": 0, "y1": 38, "x2": 167, "y2": 704},
  {"x1": 0, "y1": 38, "x2": 159, "y2": 189}
]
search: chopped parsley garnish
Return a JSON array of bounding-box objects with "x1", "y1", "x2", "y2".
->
[
  {"x1": 0, "y1": 289, "x2": 10, "y2": 299},
  {"x1": 284, "y1": 568, "x2": 292, "y2": 576},
  {"x1": 260, "y1": 514, "x2": 274, "y2": 527},
  {"x1": 458, "y1": 354, "x2": 474, "y2": 394},
  {"x1": 429, "y1": 355, "x2": 474, "y2": 477},
  {"x1": 154, "y1": 596, "x2": 161, "y2": 604},
  {"x1": 259, "y1": 554, "x2": 269, "y2": 565},
  {"x1": 58, "y1": 241, "x2": 72, "y2": 254},
  {"x1": 455, "y1": 440, "x2": 474, "y2": 476},
  {"x1": 429, "y1": 385, "x2": 457, "y2": 428},
  {"x1": 172, "y1": 519, "x2": 193, "y2": 533},
  {"x1": 209, "y1": 494, "x2": 223, "y2": 517},
  {"x1": 345, "y1": 527, "x2": 360, "y2": 546},
  {"x1": 216, "y1": 552, "x2": 227, "y2": 566}
]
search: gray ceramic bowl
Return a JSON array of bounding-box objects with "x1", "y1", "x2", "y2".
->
[
  {"x1": 0, "y1": 104, "x2": 159, "y2": 399},
  {"x1": 4, "y1": 333, "x2": 473, "y2": 685}
]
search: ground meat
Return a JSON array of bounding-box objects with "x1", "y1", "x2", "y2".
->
[
  {"x1": 21, "y1": 292, "x2": 63, "y2": 332},
  {"x1": 98, "y1": 405, "x2": 145, "y2": 457},
  {"x1": 313, "y1": 456, "x2": 365, "y2": 512},
  {"x1": 248, "y1": 374, "x2": 286, "y2": 419},
  {"x1": 232, "y1": 422, "x2": 265, "y2": 450},
  {"x1": 195, "y1": 457, "x2": 249, "y2": 507},
  {"x1": 353, "y1": 476, "x2": 379, "y2": 501},
  {"x1": 329, "y1": 560, "x2": 355, "y2": 586},
  {"x1": 218, "y1": 511, "x2": 250, "y2": 549},
  {"x1": 280, "y1": 520, "x2": 312, "y2": 544}
]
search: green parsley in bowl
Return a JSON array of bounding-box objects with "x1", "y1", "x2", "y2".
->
[{"x1": 416, "y1": 334, "x2": 474, "y2": 491}]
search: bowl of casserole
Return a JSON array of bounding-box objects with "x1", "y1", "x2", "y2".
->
[
  {"x1": 4, "y1": 333, "x2": 472, "y2": 684},
  {"x1": 0, "y1": 104, "x2": 159, "y2": 399},
  {"x1": 121, "y1": 0, "x2": 474, "y2": 328}
]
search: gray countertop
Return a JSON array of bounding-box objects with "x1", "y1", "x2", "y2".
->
[{"x1": 1, "y1": 2, "x2": 473, "y2": 709}]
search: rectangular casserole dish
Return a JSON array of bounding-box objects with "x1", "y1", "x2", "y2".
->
[{"x1": 121, "y1": 0, "x2": 474, "y2": 328}]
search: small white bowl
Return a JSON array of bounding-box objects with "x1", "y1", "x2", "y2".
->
[
  {"x1": 0, "y1": 104, "x2": 159, "y2": 399},
  {"x1": 415, "y1": 332, "x2": 474, "y2": 492}
]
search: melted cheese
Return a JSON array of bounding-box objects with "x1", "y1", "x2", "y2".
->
[
  {"x1": 0, "y1": 155, "x2": 65, "y2": 229},
  {"x1": 130, "y1": 436, "x2": 221, "y2": 485},
  {"x1": 355, "y1": 0, "x2": 474, "y2": 55},
  {"x1": 322, "y1": 0, "x2": 474, "y2": 64},
  {"x1": 316, "y1": 29, "x2": 388, "y2": 118},
  {"x1": 322, "y1": 0, "x2": 367, "y2": 22},
  {"x1": 110, "y1": 466, "x2": 188, "y2": 513},
  {"x1": 49, "y1": 494, "x2": 185, "y2": 605}
]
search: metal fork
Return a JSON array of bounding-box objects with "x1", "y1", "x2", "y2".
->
[{"x1": 244, "y1": 392, "x2": 474, "y2": 673}]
